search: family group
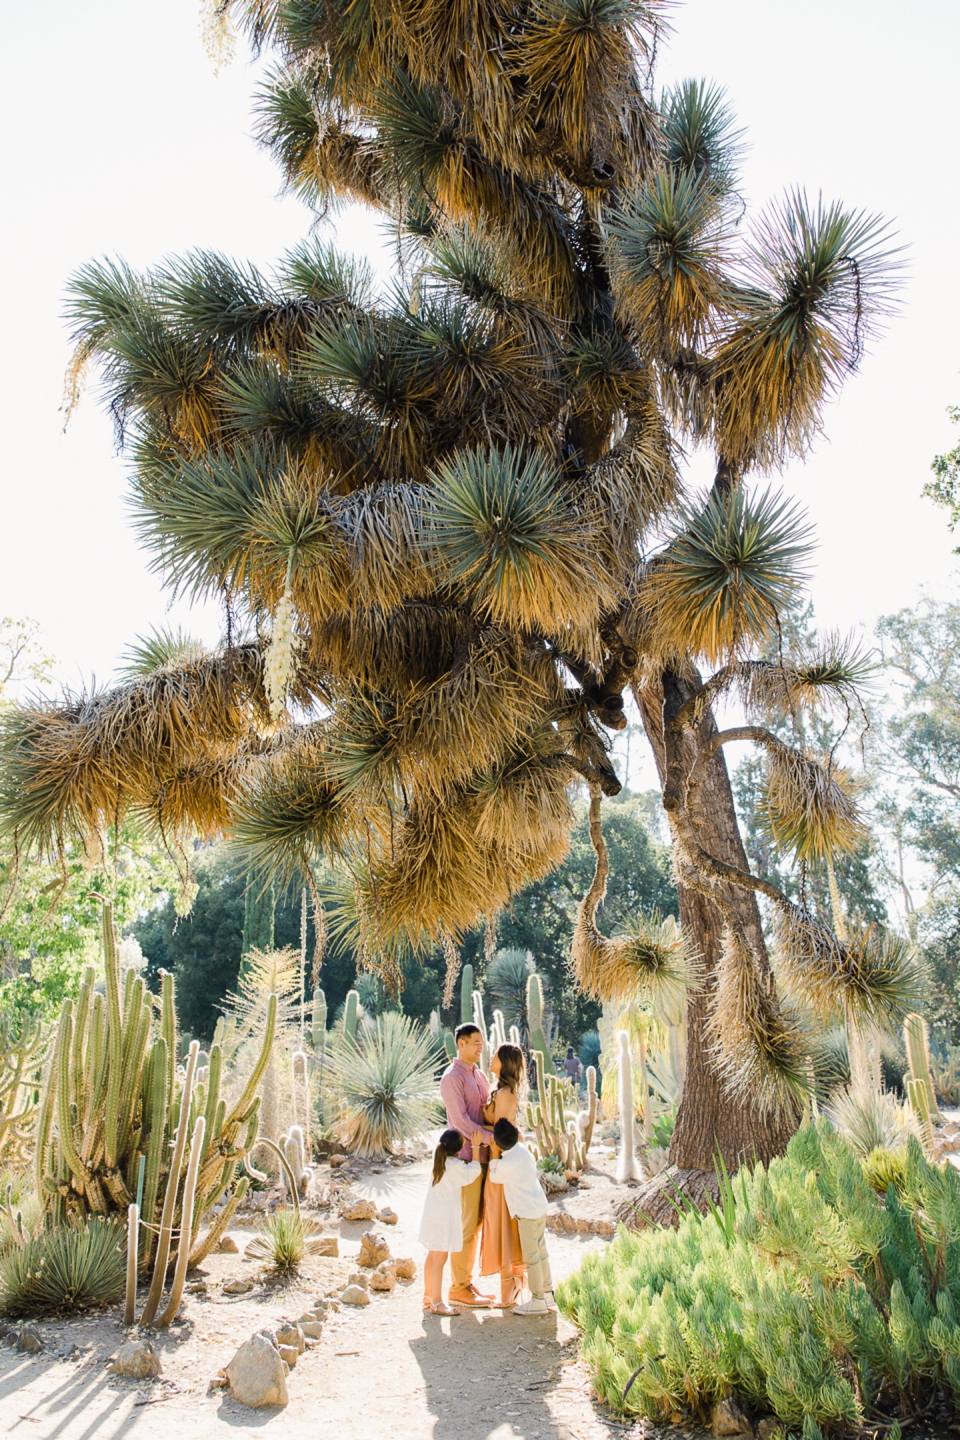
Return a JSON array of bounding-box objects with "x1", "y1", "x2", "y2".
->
[{"x1": 417, "y1": 1022, "x2": 554, "y2": 1316}]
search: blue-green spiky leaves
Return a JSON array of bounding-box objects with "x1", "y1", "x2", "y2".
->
[
  {"x1": 661, "y1": 79, "x2": 744, "y2": 199},
  {"x1": 714, "y1": 192, "x2": 902, "y2": 470},
  {"x1": 429, "y1": 445, "x2": 617, "y2": 641},
  {"x1": 638, "y1": 487, "x2": 813, "y2": 664},
  {"x1": 607, "y1": 167, "x2": 729, "y2": 356}
]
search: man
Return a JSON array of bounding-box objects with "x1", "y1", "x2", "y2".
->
[{"x1": 438, "y1": 1022, "x2": 495, "y2": 1306}]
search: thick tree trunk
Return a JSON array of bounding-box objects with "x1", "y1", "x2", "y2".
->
[{"x1": 634, "y1": 671, "x2": 797, "y2": 1178}]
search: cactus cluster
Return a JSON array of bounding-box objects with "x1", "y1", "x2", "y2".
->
[
  {"x1": 36, "y1": 902, "x2": 276, "y2": 1302},
  {"x1": 0, "y1": 1013, "x2": 45, "y2": 1168},
  {"x1": 525, "y1": 1053, "x2": 596, "y2": 1178},
  {"x1": 903, "y1": 1011, "x2": 941, "y2": 1143}
]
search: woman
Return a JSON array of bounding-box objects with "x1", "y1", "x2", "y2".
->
[{"x1": 479, "y1": 1042, "x2": 528, "y2": 1306}]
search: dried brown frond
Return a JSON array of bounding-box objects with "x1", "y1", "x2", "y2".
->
[
  {"x1": 763, "y1": 742, "x2": 866, "y2": 863},
  {"x1": 774, "y1": 904, "x2": 923, "y2": 1029},
  {"x1": 706, "y1": 924, "x2": 809, "y2": 1114},
  {"x1": 572, "y1": 788, "x2": 695, "y2": 1007},
  {"x1": 582, "y1": 396, "x2": 680, "y2": 555},
  {"x1": 0, "y1": 647, "x2": 266, "y2": 856}
]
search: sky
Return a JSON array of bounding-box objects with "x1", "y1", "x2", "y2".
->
[{"x1": 1, "y1": 0, "x2": 959, "y2": 696}]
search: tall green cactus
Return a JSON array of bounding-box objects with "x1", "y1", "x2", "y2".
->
[
  {"x1": 311, "y1": 987, "x2": 327, "y2": 1049},
  {"x1": 526, "y1": 973, "x2": 551, "y2": 1081},
  {"x1": 904, "y1": 1012, "x2": 940, "y2": 1131},
  {"x1": 36, "y1": 901, "x2": 276, "y2": 1300},
  {"x1": 343, "y1": 988, "x2": 359, "y2": 1042},
  {"x1": 460, "y1": 963, "x2": 474, "y2": 1025}
]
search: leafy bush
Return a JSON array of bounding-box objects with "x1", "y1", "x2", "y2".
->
[
  {"x1": 557, "y1": 1125, "x2": 960, "y2": 1434},
  {"x1": 323, "y1": 1011, "x2": 442, "y2": 1157},
  {"x1": 245, "y1": 1210, "x2": 329, "y2": 1273},
  {"x1": 0, "y1": 1217, "x2": 125, "y2": 1316}
]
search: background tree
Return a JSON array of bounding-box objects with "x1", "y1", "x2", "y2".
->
[{"x1": 0, "y1": 2, "x2": 907, "y2": 1184}]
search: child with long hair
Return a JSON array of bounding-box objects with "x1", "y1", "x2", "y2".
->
[
  {"x1": 418, "y1": 1126, "x2": 484, "y2": 1314},
  {"x1": 480, "y1": 1043, "x2": 529, "y2": 1306}
]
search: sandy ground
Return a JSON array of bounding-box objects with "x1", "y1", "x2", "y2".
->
[{"x1": 0, "y1": 1159, "x2": 650, "y2": 1440}]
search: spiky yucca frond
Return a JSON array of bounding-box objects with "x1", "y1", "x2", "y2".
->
[
  {"x1": 324, "y1": 1012, "x2": 442, "y2": 1157},
  {"x1": 826, "y1": 1088, "x2": 915, "y2": 1160},
  {"x1": 775, "y1": 906, "x2": 923, "y2": 1029},
  {"x1": 661, "y1": 79, "x2": 744, "y2": 198},
  {"x1": 707, "y1": 925, "x2": 809, "y2": 1114},
  {"x1": 0, "y1": 1218, "x2": 125, "y2": 1316},
  {"x1": 763, "y1": 743, "x2": 866, "y2": 863},
  {"x1": 245, "y1": 1209, "x2": 329, "y2": 1272},
  {"x1": 731, "y1": 631, "x2": 877, "y2": 718},
  {"x1": 574, "y1": 909, "x2": 695, "y2": 1010},
  {"x1": 430, "y1": 445, "x2": 618, "y2": 643},
  {"x1": 714, "y1": 193, "x2": 901, "y2": 469},
  {"x1": 117, "y1": 627, "x2": 209, "y2": 680},
  {"x1": 638, "y1": 487, "x2": 812, "y2": 663}
]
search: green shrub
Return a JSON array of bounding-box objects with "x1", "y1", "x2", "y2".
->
[
  {"x1": 0, "y1": 1217, "x2": 125, "y2": 1316},
  {"x1": 557, "y1": 1125, "x2": 960, "y2": 1434},
  {"x1": 861, "y1": 1145, "x2": 908, "y2": 1193},
  {"x1": 323, "y1": 1012, "x2": 442, "y2": 1157},
  {"x1": 245, "y1": 1210, "x2": 329, "y2": 1273}
]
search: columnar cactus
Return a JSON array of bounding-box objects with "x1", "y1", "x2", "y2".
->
[
  {"x1": 904, "y1": 1012, "x2": 940, "y2": 1125},
  {"x1": 460, "y1": 964, "x2": 474, "y2": 1025},
  {"x1": 343, "y1": 989, "x2": 359, "y2": 1043},
  {"x1": 310, "y1": 987, "x2": 327, "y2": 1050},
  {"x1": 616, "y1": 1031, "x2": 641, "y2": 1184},
  {"x1": 526, "y1": 974, "x2": 551, "y2": 1082},
  {"x1": 0, "y1": 1014, "x2": 45, "y2": 1169},
  {"x1": 36, "y1": 901, "x2": 274, "y2": 1289}
]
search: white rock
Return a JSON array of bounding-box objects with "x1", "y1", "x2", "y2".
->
[
  {"x1": 393, "y1": 1257, "x2": 417, "y2": 1281},
  {"x1": 300, "y1": 1320, "x2": 324, "y2": 1339},
  {"x1": 277, "y1": 1344, "x2": 298, "y2": 1369},
  {"x1": 340, "y1": 1284, "x2": 371, "y2": 1307},
  {"x1": 358, "y1": 1231, "x2": 391, "y2": 1267},
  {"x1": 224, "y1": 1333, "x2": 289, "y2": 1408},
  {"x1": 377, "y1": 1207, "x2": 398, "y2": 1225},
  {"x1": 315, "y1": 1235, "x2": 339, "y2": 1257},
  {"x1": 341, "y1": 1198, "x2": 377, "y2": 1222},
  {"x1": 369, "y1": 1262, "x2": 396, "y2": 1292},
  {"x1": 274, "y1": 1321, "x2": 305, "y2": 1354},
  {"x1": 108, "y1": 1339, "x2": 162, "y2": 1379},
  {"x1": 223, "y1": 1278, "x2": 254, "y2": 1295}
]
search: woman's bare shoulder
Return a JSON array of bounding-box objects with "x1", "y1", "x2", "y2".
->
[{"x1": 495, "y1": 1087, "x2": 519, "y2": 1119}]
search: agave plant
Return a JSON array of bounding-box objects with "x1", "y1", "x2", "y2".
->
[
  {"x1": 0, "y1": 1217, "x2": 125, "y2": 1316},
  {"x1": 826, "y1": 1087, "x2": 916, "y2": 1159},
  {"x1": 245, "y1": 1209, "x2": 328, "y2": 1274},
  {"x1": 323, "y1": 1013, "x2": 442, "y2": 1158},
  {"x1": 0, "y1": 1, "x2": 906, "y2": 1182}
]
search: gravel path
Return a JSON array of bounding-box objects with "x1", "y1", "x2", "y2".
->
[{"x1": 0, "y1": 1161, "x2": 636, "y2": 1440}]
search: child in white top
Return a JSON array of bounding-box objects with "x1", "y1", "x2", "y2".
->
[
  {"x1": 419, "y1": 1126, "x2": 483, "y2": 1314},
  {"x1": 487, "y1": 1118, "x2": 553, "y2": 1314}
]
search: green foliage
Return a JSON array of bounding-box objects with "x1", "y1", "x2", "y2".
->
[
  {"x1": 558, "y1": 1125, "x2": 960, "y2": 1431},
  {"x1": 924, "y1": 404, "x2": 960, "y2": 532},
  {"x1": 244, "y1": 1208, "x2": 328, "y2": 1273},
  {"x1": 0, "y1": 1217, "x2": 125, "y2": 1316},
  {"x1": 323, "y1": 1011, "x2": 441, "y2": 1157}
]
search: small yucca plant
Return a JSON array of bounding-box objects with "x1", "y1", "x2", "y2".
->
[
  {"x1": 825, "y1": 1087, "x2": 915, "y2": 1159},
  {"x1": 245, "y1": 1209, "x2": 328, "y2": 1274},
  {"x1": 324, "y1": 1011, "x2": 442, "y2": 1158},
  {"x1": 0, "y1": 1217, "x2": 125, "y2": 1316}
]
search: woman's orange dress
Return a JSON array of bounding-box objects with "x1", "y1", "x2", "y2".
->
[{"x1": 479, "y1": 1088, "x2": 527, "y2": 1282}]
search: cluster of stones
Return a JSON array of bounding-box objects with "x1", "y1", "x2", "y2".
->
[
  {"x1": 338, "y1": 1230, "x2": 416, "y2": 1309},
  {"x1": 546, "y1": 1212, "x2": 615, "y2": 1237}
]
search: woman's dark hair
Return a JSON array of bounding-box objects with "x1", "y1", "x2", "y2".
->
[
  {"x1": 491, "y1": 1043, "x2": 526, "y2": 1100},
  {"x1": 432, "y1": 1127, "x2": 464, "y2": 1184}
]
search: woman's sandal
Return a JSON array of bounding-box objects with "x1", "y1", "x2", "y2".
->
[
  {"x1": 426, "y1": 1301, "x2": 457, "y2": 1315},
  {"x1": 498, "y1": 1276, "x2": 524, "y2": 1308}
]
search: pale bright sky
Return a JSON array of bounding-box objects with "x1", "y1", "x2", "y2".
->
[{"x1": 1, "y1": 0, "x2": 959, "y2": 694}]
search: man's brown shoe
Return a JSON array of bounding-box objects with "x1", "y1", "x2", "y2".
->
[{"x1": 448, "y1": 1285, "x2": 495, "y2": 1307}]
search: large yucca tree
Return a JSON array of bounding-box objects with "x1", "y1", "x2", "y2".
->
[{"x1": 0, "y1": 0, "x2": 910, "y2": 1187}]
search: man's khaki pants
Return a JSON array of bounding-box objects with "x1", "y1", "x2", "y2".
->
[
  {"x1": 450, "y1": 1168, "x2": 486, "y2": 1290},
  {"x1": 517, "y1": 1216, "x2": 552, "y2": 1299}
]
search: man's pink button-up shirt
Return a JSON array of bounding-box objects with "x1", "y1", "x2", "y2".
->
[{"x1": 439, "y1": 1058, "x2": 494, "y2": 1161}]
